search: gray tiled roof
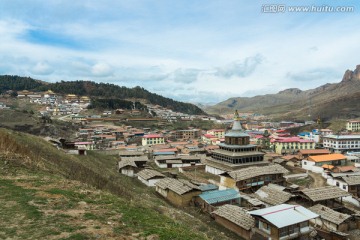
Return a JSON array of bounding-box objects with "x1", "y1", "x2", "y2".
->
[
  {"x1": 341, "y1": 176, "x2": 360, "y2": 185},
  {"x1": 309, "y1": 204, "x2": 351, "y2": 225},
  {"x1": 301, "y1": 186, "x2": 350, "y2": 202},
  {"x1": 255, "y1": 185, "x2": 292, "y2": 206},
  {"x1": 118, "y1": 159, "x2": 137, "y2": 169},
  {"x1": 227, "y1": 165, "x2": 289, "y2": 181},
  {"x1": 212, "y1": 205, "x2": 255, "y2": 230},
  {"x1": 137, "y1": 169, "x2": 165, "y2": 180},
  {"x1": 155, "y1": 178, "x2": 200, "y2": 195}
]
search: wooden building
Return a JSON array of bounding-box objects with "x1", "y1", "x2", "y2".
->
[
  {"x1": 155, "y1": 178, "x2": 201, "y2": 207},
  {"x1": 220, "y1": 164, "x2": 289, "y2": 191},
  {"x1": 212, "y1": 205, "x2": 255, "y2": 240},
  {"x1": 117, "y1": 156, "x2": 148, "y2": 177},
  {"x1": 249, "y1": 204, "x2": 318, "y2": 240},
  {"x1": 309, "y1": 204, "x2": 352, "y2": 232},
  {"x1": 300, "y1": 186, "x2": 351, "y2": 207}
]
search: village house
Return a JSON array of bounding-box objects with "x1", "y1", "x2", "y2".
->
[
  {"x1": 249, "y1": 204, "x2": 319, "y2": 240},
  {"x1": 117, "y1": 156, "x2": 148, "y2": 177},
  {"x1": 141, "y1": 134, "x2": 165, "y2": 146},
  {"x1": 220, "y1": 164, "x2": 289, "y2": 191},
  {"x1": 301, "y1": 153, "x2": 347, "y2": 173},
  {"x1": 300, "y1": 186, "x2": 351, "y2": 207},
  {"x1": 137, "y1": 169, "x2": 165, "y2": 187},
  {"x1": 206, "y1": 129, "x2": 225, "y2": 139},
  {"x1": 298, "y1": 149, "x2": 330, "y2": 158},
  {"x1": 212, "y1": 205, "x2": 255, "y2": 240},
  {"x1": 202, "y1": 133, "x2": 220, "y2": 145},
  {"x1": 195, "y1": 188, "x2": 241, "y2": 213},
  {"x1": 154, "y1": 155, "x2": 201, "y2": 168},
  {"x1": 325, "y1": 172, "x2": 360, "y2": 203},
  {"x1": 254, "y1": 184, "x2": 292, "y2": 206},
  {"x1": 154, "y1": 178, "x2": 201, "y2": 207},
  {"x1": 309, "y1": 204, "x2": 352, "y2": 232},
  {"x1": 174, "y1": 129, "x2": 201, "y2": 140}
]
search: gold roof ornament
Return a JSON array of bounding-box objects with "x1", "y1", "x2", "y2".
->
[{"x1": 234, "y1": 110, "x2": 240, "y2": 120}]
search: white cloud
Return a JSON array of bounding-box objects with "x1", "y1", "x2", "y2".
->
[
  {"x1": 91, "y1": 62, "x2": 113, "y2": 77},
  {"x1": 30, "y1": 62, "x2": 54, "y2": 75}
]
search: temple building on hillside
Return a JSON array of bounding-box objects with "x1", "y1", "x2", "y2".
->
[{"x1": 205, "y1": 110, "x2": 266, "y2": 175}]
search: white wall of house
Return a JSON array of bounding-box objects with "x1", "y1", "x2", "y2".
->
[
  {"x1": 326, "y1": 178, "x2": 348, "y2": 191},
  {"x1": 156, "y1": 187, "x2": 168, "y2": 197},
  {"x1": 121, "y1": 168, "x2": 134, "y2": 177},
  {"x1": 205, "y1": 165, "x2": 226, "y2": 175},
  {"x1": 302, "y1": 160, "x2": 324, "y2": 173},
  {"x1": 138, "y1": 177, "x2": 163, "y2": 187}
]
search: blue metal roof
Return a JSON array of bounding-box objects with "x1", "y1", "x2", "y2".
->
[
  {"x1": 249, "y1": 204, "x2": 319, "y2": 228},
  {"x1": 199, "y1": 188, "x2": 240, "y2": 204},
  {"x1": 198, "y1": 184, "x2": 218, "y2": 192}
]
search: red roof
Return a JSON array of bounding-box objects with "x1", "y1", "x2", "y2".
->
[{"x1": 203, "y1": 134, "x2": 217, "y2": 138}]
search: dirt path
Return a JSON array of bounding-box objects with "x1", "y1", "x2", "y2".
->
[{"x1": 308, "y1": 172, "x2": 327, "y2": 188}]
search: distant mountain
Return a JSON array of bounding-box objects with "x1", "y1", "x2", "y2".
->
[
  {"x1": 205, "y1": 65, "x2": 360, "y2": 120},
  {"x1": 0, "y1": 75, "x2": 206, "y2": 115}
]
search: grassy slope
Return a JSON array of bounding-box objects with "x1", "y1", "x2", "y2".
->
[{"x1": 0, "y1": 128, "x2": 237, "y2": 240}]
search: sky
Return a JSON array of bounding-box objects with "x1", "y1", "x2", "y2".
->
[{"x1": 0, "y1": 0, "x2": 359, "y2": 104}]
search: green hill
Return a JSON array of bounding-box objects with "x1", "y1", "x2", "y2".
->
[
  {"x1": 0, "y1": 128, "x2": 236, "y2": 240},
  {"x1": 0, "y1": 75, "x2": 206, "y2": 115}
]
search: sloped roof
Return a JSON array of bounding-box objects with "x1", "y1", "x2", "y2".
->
[
  {"x1": 299, "y1": 149, "x2": 330, "y2": 155},
  {"x1": 155, "y1": 178, "x2": 200, "y2": 195},
  {"x1": 309, "y1": 204, "x2": 351, "y2": 225},
  {"x1": 255, "y1": 185, "x2": 292, "y2": 206},
  {"x1": 199, "y1": 189, "x2": 240, "y2": 204},
  {"x1": 118, "y1": 159, "x2": 137, "y2": 169},
  {"x1": 249, "y1": 204, "x2": 318, "y2": 228},
  {"x1": 308, "y1": 154, "x2": 346, "y2": 163},
  {"x1": 137, "y1": 169, "x2": 165, "y2": 180},
  {"x1": 301, "y1": 186, "x2": 350, "y2": 202},
  {"x1": 212, "y1": 205, "x2": 254, "y2": 230},
  {"x1": 120, "y1": 156, "x2": 148, "y2": 162},
  {"x1": 341, "y1": 175, "x2": 360, "y2": 185},
  {"x1": 227, "y1": 165, "x2": 289, "y2": 181}
]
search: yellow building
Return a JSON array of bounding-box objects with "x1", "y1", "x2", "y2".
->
[
  {"x1": 207, "y1": 129, "x2": 225, "y2": 139},
  {"x1": 271, "y1": 137, "x2": 315, "y2": 154},
  {"x1": 142, "y1": 134, "x2": 165, "y2": 146}
]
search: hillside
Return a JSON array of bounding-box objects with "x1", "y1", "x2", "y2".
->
[
  {"x1": 0, "y1": 75, "x2": 206, "y2": 115},
  {"x1": 206, "y1": 65, "x2": 360, "y2": 120},
  {"x1": 0, "y1": 128, "x2": 237, "y2": 240}
]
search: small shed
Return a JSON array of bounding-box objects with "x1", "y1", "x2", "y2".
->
[
  {"x1": 137, "y1": 169, "x2": 165, "y2": 187},
  {"x1": 212, "y1": 205, "x2": 255, "y2": 240},
  {"x1": 195, "y1": 188, "x2": 241, "y2": 213},
  {"x1": 155, "y1": 178, "x2": 201, "y2": 207}
]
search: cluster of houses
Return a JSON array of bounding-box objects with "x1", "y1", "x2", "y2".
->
[{"x1": 114, "y1": 111, "x2": 360, "y2": 240}]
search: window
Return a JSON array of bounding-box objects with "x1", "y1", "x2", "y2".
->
[
  {"x1": 336, "y1": 182, "x2": 339, "y2": 187},
  {"x1": 343, "y1": 185, "x2": 347, "y2": 190}
]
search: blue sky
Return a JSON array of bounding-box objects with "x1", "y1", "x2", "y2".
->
[{"x1": 0, "y1": 0, "x2": 359, "y2": 104}]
